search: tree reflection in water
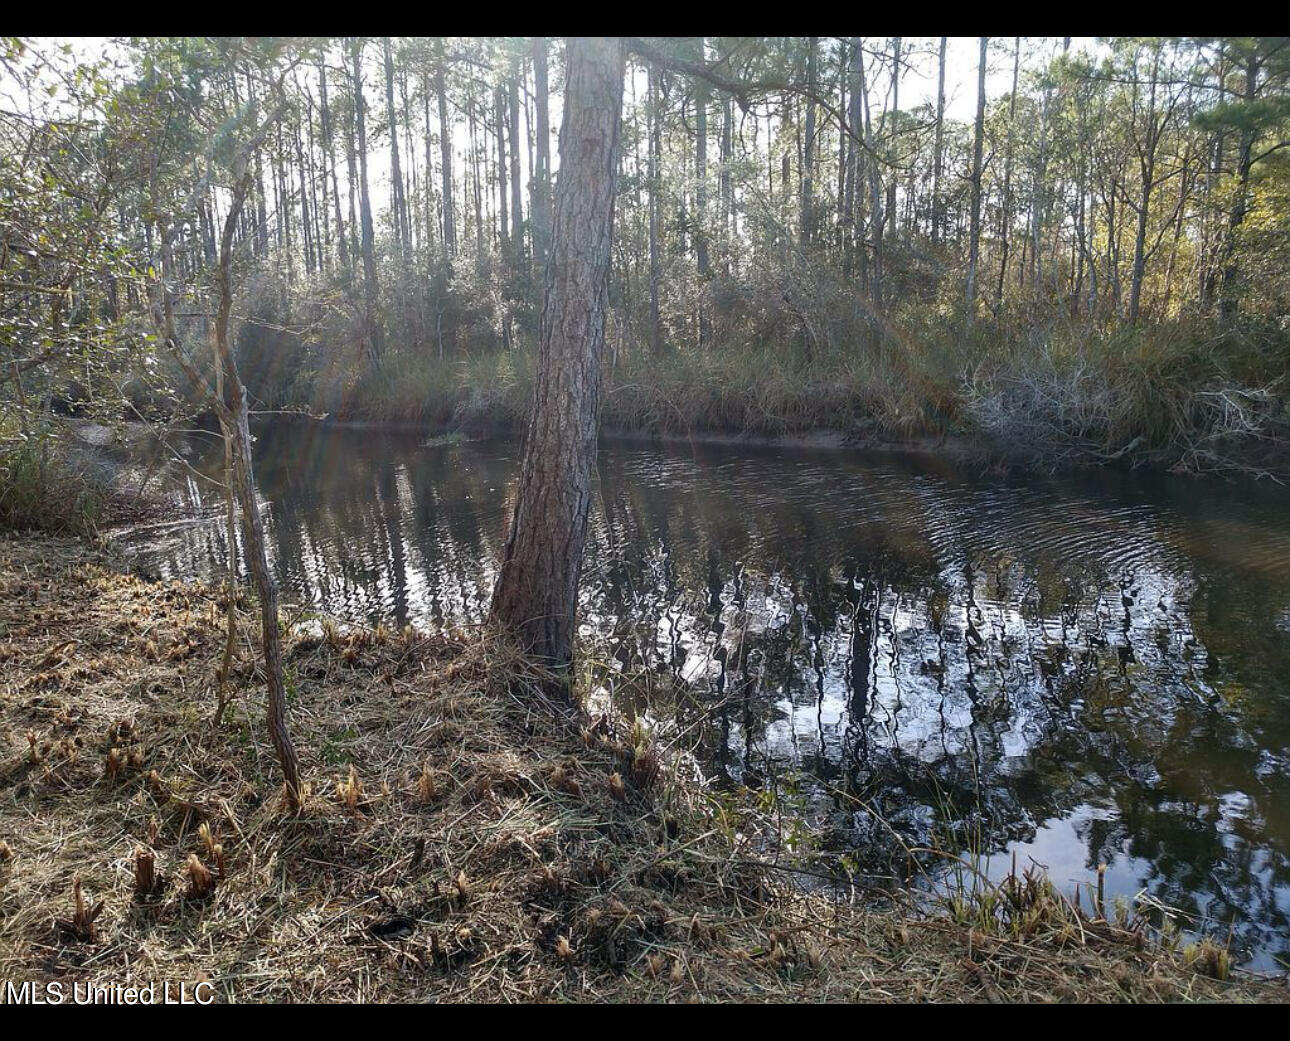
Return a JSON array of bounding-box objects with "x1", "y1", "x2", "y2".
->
[{"x1": 123, "y1": 426, "x2": 1290, "y2": 968}]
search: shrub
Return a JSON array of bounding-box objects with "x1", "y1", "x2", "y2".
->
[{"x1": 0, "y1": 422, "x2": 112, "y2": 535}]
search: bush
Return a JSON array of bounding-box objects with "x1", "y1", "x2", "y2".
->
[{"x1": 0, "y1": 423, "x2": 113, "y2": 535}]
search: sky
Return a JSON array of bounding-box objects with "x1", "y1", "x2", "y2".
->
[
  {"x1": 5, "y1": 36, "x2": 1103, "y2": 122},
  {"x1": 3, "y1": 37, "x2": 1108, "y2": 230},
  {"x1": 896, "y1": 37, "x2": 1101, "y2": 122}
]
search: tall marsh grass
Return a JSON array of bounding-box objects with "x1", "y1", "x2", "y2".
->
[
  {"x1": 0, "y1": 422, "x2": 112, "y2": 535},
  {"x1": 961, "y1": 320, "x2": 1290, "y2": 474},
  {"x1": 267, "y1": 316, "x2": 1290, "y2": 476}
]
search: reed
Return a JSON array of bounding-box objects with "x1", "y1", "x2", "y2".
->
[{"x1": 245, "y1": 316, "x2": 1290, "y2": 480}]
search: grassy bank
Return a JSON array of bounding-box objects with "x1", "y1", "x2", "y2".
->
[
  {"x1": 0, "y1": 420, "x2": 164, "y2": 537},
  {"x1": 0, "y1": 536, "x2": 1283, "y2": 1002},
  {"x1": 281, "y1": 318, "x2": 1290, "y2": 478}
]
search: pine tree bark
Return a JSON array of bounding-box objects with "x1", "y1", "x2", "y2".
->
[{"x1": 490, "y1": 36, "x2": 625, "y2": 677}]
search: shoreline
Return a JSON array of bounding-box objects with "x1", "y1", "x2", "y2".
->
[
  {"x1": 1, "y1": 534, "x2": 1283, "y2": 1002},
  {"x1": 247, "y1": 412, "x2": 1273, "y2": 479},
  {"x1": 65, "y1": 407, "x2": 1287, "y2": 484},
  {"x1": 267, "y1": 413, "x2": 1045, "y2": 472}
]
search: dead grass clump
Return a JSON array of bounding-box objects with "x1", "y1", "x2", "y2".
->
[
  {"x1": 184, "y1": 854, "x2": 216, "y2": 901},
  {"x1": 132, "y1": 846, "x2": 163, "y2": 900},
  {"x1": 335, "y1": 765, "x2": 364, "y2": 813},
  {"x1": 104, "y1": 746, "x2": 125, "y2": 782},
  {"x1": 1184, "y1": 939, "x2": 1233, "y2": 982},
  {"x1": 55, "y1": 876, "x2": 104, "y2": 943}
]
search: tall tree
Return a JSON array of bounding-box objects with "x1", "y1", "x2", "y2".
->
[
  {"x1": 800, "y1": 36, "x2": 818, "y2": 245},
  {"x1": 435, "y1": 39, "x2": 456, "y2": 260},
  {"x1": 648, "y1": 61, "x2": 663, "y2": 355},
  {"x1": 490, "y1": 36, "x2": 625, "y2": 676},
  {"x1": 693, "y1": 37, "x2": 711, "y2": 277},
  {"x1": 931, "y1": 36, "x2": 947, "y2": 245},
  {"x1": 509, "y1": 55, "x2": 523, "y2": 254},
  {"x1": 350, "y1": 38, "x2": 382, "y2": 359},
  {"x1": 843, "y1": 37, "x2": 864, "y2": 276},
  {"x1": 966, "y1": 37, "x2": 989, "y2": 327},
  {"x1": 1199, "y1": 37, "x2": 1290, "y2": 320},
  {"x1": 383, "y1": 37, "x2": 410, "y2": 255},
  {"x1": 495, "y1": 82, "x2": 510, "y2": 251},
  {"x1": 996, "y1": 38, "x2": 1021, "y2": 311},
  {"x1": 531, "y1": 36, "x2": 552, "y2": 272}
]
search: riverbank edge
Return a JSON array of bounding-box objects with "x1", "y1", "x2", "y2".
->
[
  {"x1": 65, "y1": 401, "x2": 1290, "y2": 485},
  {"x1": 255, "y1": 410, "x2": 1290, "y2": 479},
  {"x1": 255, "y1": 413, "x2": 1039, "y2": 472},
  {"x1": 1, "y1": 534, "x2": 1283, "y2": 1003}
]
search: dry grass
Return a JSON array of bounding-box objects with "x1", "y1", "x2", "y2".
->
[{"x1": 0, "y1": 535, "x2": 1284, "y2": 1003}]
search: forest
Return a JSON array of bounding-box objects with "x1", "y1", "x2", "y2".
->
[
  {"x1": 1, "y1": 36, "x2": 1289, "y2": 1004},
  {"x1": 3, "y1": 36, "x2": 1289, "y2": 471}
]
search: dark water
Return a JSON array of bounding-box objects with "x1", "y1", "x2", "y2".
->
[{"x1": 122, "y1": 424, "x2": 1290, "y2": 969}]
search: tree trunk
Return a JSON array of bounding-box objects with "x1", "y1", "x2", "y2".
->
[
  {"x1": 469, "y1": 97, "x2": 484, "y2": 261},
  {"x1": 844, "y1": 38, "x2": 863, "y2": 276},
  {"x1": 1128, "y1": 45, "x2": 1161, "y2": 324},
  {"x1": 531, "y1": 36, "x2": 552, "y2": 272},
  {"x1": 1029, "y1": 45, "x2": 1054, "y2": 309},
  {"x1": 800, "y1": 36, "x2": 818, "y2": 245},
  {"x1": 422, "y1": 70, "x2": 437, "y2": 259},
  {"x1": 720, "y1": 84, "x2": 734, "y2": 266},
  {"x1": 965, "y1": 37, "x2": 988, "y2": 328},
  {"x1": 495, "y1": 83, "x2": 510, "y2": 253},
  {"x1": 995, "y1": 38, "x2": 1020, "y2": 312},
  {"x1": 212, "y1": 167, "x2": 303, "y2": 808},
  {"x1": 509, "y1": 60, "x2": 523, "y2": 256},
  {"x1": 648, "y1": 62, "x2": 663, "y2": 355},
  {"x1": 886, "y1": 37, "x2": 900, "y2": 241},
  {"x1": 317, "y1": 61, "x2": 348, "y2": 272},
  {"x1": 292, "y1": 118, "x2": 314, "y2": 276},
  {"x1": 351, "y1": 38, "x2": 382, "y2": 360},
  {"x1": 1219, "y1": 50, "x2": 1260, "y2": 323},
  {"x1": 693, "y1": 37, "x2": 710, "y2": 278},
  {"x1": 436, "y1": 42, "x2": 457, "y2": 259},
  {"x1": 858, "y1": 44, "x2": 884, "y2": 309},
  {"x1": 932, "y1": 37, "x2": 947, "y2": 245},
  {"x1": 490, "y1": 36, "x2": 625, "y2": 676},
  {"x1": 384, "y1": 38, "x2": 409, "y2": 256}
]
